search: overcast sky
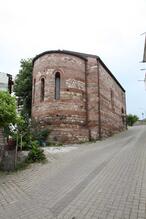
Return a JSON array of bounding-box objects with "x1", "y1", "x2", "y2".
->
[{"x1": 0, "y1": 0, "x2": 146, "y2": 118}]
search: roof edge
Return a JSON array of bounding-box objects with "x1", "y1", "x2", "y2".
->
[{"x1": 32, "y1": 50, "x2": 87, "y2": 64}]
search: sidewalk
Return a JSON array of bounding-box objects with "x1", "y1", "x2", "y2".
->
[{"x1": 0, "y1": 126, "x2": 146, "y2": 219}]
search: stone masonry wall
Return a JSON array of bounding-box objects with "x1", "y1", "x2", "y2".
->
[
  {"x1": 99, "y1": 63, "x2": 126, "y2": 137},
  {"x1": 32, "y1": 53, "x2": 89, "y2": 143},
  {"x1": 86, "y1": 57, "x2": 99, "y2": 140},
  {"x1": 32, "y1": 51, "x2": 126, "y2": 143}
]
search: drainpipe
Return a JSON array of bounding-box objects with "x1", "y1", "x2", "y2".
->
[
  {"x1": 85, "y1": 60, "x2": 91, "y2": 140},
  {"x1": 97, "y1": 58, "x2": 101, "y2": 139}
]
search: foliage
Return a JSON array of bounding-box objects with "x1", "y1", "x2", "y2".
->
[
  {"x1": 31, "y1": 126, "x2": 50, "y2": 146},
  {"x1": 0, "y1": 91, "x2": 17, "y2": 127},
  {"x1": 15, "y1": 115, "x2": 26, "y2": 132},
  {"x1": 3, "y1": 115, "x2": 31, "y2": 150},
  {"x1": 16, "y1": 115, "x2": 32, "y2": 150},
  {"x1": 127, "y1": 114, "x2": 139, "y2": 126},
  {"x1": 27, "y1": 141, "x2": 46, "y2": 162},
  {"x1": 7, "y1": 116, "x2": 50, "y2": 150},
  {"x1": 32, "y1": 129, "x2": 48, "y2": 146},
  {"x1": 13, "y1": 59, "x2": 33, "y2": 117}
]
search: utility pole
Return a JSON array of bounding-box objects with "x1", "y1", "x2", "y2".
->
[{"x1": 142, "y1": 32, "x2": 146, "y2": 63}]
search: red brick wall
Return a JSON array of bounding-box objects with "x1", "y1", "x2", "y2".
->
[
  {"x1": 86, "y1": 57, "x2": 99, "y2": 140},
  {"x1": 32, "y1": 53, "x2": 89, "y2": 143},
  {"x1": 99, "y1": 63, "x2": 126, "y2": 137},
  {"x1": 32, "y1": 51, "x2": 126, "y2": 143}
]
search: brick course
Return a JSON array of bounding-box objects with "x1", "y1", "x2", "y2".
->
[{"x1": 32, "y1": 50, "x2": 126, "y2": 143}]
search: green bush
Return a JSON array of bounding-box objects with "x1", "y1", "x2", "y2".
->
[
  {"x1": 32, "y1": 128, "x2": 49, "y2": 146},
  {"x1": 127, "y1": 114, "x2": 139, "y2": 126},
  {"x1": 21, "y1": 141, "x2": 32, "y2": 150},
  {"x1": 0, "y1": 91, "x2": 17, "y2": 127},
  {"x1": 27, "y1": 141, "x2": 46, "y2": 162}
]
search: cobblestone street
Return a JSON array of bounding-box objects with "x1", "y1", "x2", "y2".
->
[{"x1": 0, "y1": 126, "x2": 146, "y2": 219}]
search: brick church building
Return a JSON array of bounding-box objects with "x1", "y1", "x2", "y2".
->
[{"x1": 32, "y1": 50, "x2": 126, "y2": 143}]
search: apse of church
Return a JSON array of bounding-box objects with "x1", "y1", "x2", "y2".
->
[{"x1": 32, "y1": 50, "x2": 126, "y2": 143}]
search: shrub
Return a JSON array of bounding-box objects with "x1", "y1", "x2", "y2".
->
[
  {"x1": 127, "y1": 114, "x2": 139, "y2": 126},
  {"x1": 27, "y1": 141, "x2": 46, "y2": 162},
  {"x1": 32, "y1": 128, "x2": 49, "y2": 146}
]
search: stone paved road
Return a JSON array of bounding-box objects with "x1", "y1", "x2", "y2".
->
[{"x1": 0, "y1": 126, "x2": 146, "y2": 219}]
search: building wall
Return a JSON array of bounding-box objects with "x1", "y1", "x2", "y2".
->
[
  {"x1": 86, "y1": 57, "x2": 99, "y2": 140},
  {"x1": 32, "y1": 51, "x2": 126, "y2": 143},
  {"x1": 32, "y1": 53, "x2": 89, "y2": 143},
  {"x1": 0, "y1": 72, "x2": 8, "y2": 91},
  {"x1": 99, "y1": 63, "x2": 126, "y2": 137}
]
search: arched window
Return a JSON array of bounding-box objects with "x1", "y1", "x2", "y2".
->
[
  {"x1": 121, "y1": 108, "x2": 124, "y2": 114},
  {"x1": 55, "y1": 72, "x2": 60, "y2": 99},
  {"x1": 121, "y1": 108, "x2": 125, "y2": 124},
  {"x1": 40, "y1": 78, "x2": 45, "y2": 101}
]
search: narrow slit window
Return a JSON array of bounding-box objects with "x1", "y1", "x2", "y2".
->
[
  {"x1": 40, "y1": 78, "x2": 45, "y2": 101},
  {"x1": 55, "y1": 72, "x2": 60, "y2": 99},
  {"x1": 121, "y1": 108, "x2": 124, "y2": 124}
]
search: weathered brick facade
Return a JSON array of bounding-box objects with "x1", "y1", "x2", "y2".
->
[{"x1": 32, "y1": 50, "x2": 126, "y2": 143}]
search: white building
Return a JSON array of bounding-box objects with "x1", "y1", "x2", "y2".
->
[{"x1": 0, "y1": 72, "x2": 13, "y2": 93}]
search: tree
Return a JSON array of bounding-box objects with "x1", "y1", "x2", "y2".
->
[
  {"x1": 13, "y1": 59, "x2": 33, "y2": 117},
  {"x1": 0, "y1": 91, "x2": 17, "y2": 127},
  {"x1": 127, "y1": 114, "x2": 139, "y2": 126}
]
